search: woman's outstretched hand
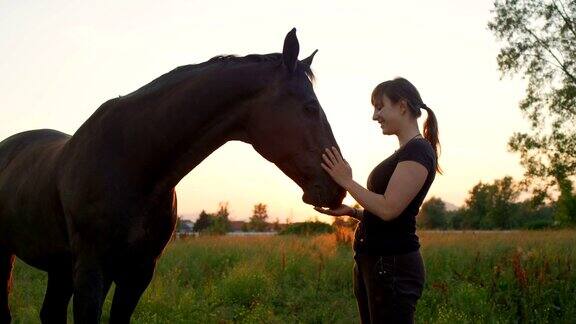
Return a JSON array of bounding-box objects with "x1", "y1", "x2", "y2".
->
[{"x1": 314, "y1": 204, "x2": 354, "y2": 217}]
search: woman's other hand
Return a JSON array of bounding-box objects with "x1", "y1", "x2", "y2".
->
[
  {"x1": 314, "y1": 204, "x2": 354, "y2": 217},
  {"x1": 321, "y1": 146, "x2": 353, "y2": 189}
]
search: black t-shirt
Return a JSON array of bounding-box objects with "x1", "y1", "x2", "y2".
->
[{"x1": 353, "y1": 137, "x2": 437, "y2": 256}]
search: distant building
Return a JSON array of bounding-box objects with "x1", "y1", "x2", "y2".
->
[
  {"x1": 229, "y1": 220, "x2": 247, "y2": 232},
  {"x1": 177, "y1": 219, "x2": 195, "y2": 234}
]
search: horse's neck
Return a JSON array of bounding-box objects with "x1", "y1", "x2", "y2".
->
[
  {"x1": 148, "y1": 99, "x2": 245, "y2": 194},
  {"x1": 82, "y1": 69, "x2": 256, "y2": 197},
  {"x1": 149, "y1": 96, "x2": 248, "y2": 195}
]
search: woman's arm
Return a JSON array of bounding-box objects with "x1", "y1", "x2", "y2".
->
[
  {"x1": 344, "y1": 161, "x2": 428, "y2": 221},
  {"x1": 320, "y1": 147, "x2": 428, "y2": 222}
]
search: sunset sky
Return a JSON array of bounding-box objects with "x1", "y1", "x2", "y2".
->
[{"x1": 0, "y1": 0, "x2": 531, "y2": 223}]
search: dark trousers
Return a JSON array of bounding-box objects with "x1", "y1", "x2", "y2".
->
[{"x1": 353, "y1": 250, "x2": 426, "y2": 324}]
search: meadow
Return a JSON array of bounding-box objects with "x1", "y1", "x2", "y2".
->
[{"x1": 9, "y1": 230, "x2": 576, "y2": 323}]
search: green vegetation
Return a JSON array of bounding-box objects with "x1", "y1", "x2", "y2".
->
[
  {"x1": 419, "y1": 176, "x2": 558, "y2": 230},
  {"x1": 279, "y1": 220, "x2": 334, "y2": 235},
  {"x1": 489, "y1": 0, "x2": 576, "y2": 225},
  {"x1": 9, "y1": 230, "x2": 576, "y2": 323}
]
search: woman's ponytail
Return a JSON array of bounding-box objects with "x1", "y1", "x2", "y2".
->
[{"x1": 422, "y1": 104, "x2": 442, "y2": 174}]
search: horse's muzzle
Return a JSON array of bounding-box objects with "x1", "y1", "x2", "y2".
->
[{"x1": 302, "y1": 183, "x2": 345, "y2": 209}]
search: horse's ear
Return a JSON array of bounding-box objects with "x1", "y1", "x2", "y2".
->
[
  {"x1": 282, "y1": 28, "x2": 299, "y2": 73},
  {"x1": 301, "y1": 49, "x2": 318, "y2": 67}
]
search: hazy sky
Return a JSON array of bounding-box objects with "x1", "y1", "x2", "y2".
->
[{"x1": 0, "y1": 0, "x2": 531, "y2": 223}]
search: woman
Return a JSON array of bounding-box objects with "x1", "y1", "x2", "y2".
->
[{"x1": 314, "y1": 77, "x2": 441, "y2": 323}]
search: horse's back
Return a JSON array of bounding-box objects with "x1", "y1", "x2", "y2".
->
[
  {"x1": 0, "y1": 129, "x2": 72, "y2": 269},
  {"x1": 0, "y1": 129, "x2": 70, "y2": 170}
]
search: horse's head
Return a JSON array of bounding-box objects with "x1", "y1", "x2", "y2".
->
[{"x1": 239, "y1": 29, "x2": 346, "y2": 209}]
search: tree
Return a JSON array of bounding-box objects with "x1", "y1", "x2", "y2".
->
[
  {"x1": 464, "y1": 182, "x2": 494, "y2": 229},
  {"x1": 488, "y1": 177, "x2": 521, "y2": 229},
  {"x1": 193, "y1": 210, "x2": 212, "y2": 232},
  {"x1": 517, "y1": 200, "x2": 555, "y2": 228},
  {"x1": 418, "y1": 197, "x2": 448, "y2": 229},
  {"x1": 463, "y1": 176, "x2": 521, "y2": 229},
  {"x1": 555, "y1": 176, "x2": 576, "y2": 224},
  {"x1": 208, "y1": 201, "x2": 231, "y2": 234},
  {"x1": 175, "y1": 215, "x2": 182, "y2": 232},
  {"x1": 488, "y1": 0, "x2": 576, "y2": 224},
  {"x1": 446, "y1": 208, "x2": 466, "y2": 229},
  {"x1": 249, "y1": 203, "x2": 269, "y2": 232}
]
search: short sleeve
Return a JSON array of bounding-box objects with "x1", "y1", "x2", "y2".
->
[{"x1": 397, "y1": 140, "x2": 435, "y2": 173}]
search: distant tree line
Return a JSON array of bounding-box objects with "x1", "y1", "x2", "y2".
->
[
  {"x1": 182, "y1": 173, "x2": 574, "y2": 233},
  {"x1": 186, "y1": 200, "x2": 339, "y2": 236},
  {"x1": 417, "y1": 176, "x2": 574, "y2": 230},
  {"x1": 190, "y1": 202, "x2": 283, "y2": 234}
]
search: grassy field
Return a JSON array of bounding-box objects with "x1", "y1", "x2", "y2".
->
[{"x1": 8, "y1": 230, "x2": 576, "y2": 323}]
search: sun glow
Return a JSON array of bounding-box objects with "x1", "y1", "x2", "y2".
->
[{"x1": 0, "y1": 0, "x2": 529, "y2": 222}]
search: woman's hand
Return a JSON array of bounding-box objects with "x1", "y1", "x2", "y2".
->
[
  {"x1": 314, "y1": 204, "x2": 354, "y2": 217},
  {"x1": 321, "y1": 146, "x2": 353, "y2": 189}
]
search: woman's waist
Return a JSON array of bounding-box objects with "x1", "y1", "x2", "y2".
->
[
  {"x1": 356, "y1": 220, "x2": 417, "y2": 237},
  {"x1": 354, "y1": 222, "x2": 419, "y2": 254},
  {"x1": 353, "y1": 248, "x2": 422, "y2": 261}
]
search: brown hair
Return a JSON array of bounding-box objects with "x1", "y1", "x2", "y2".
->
[{"x1": 371, "y1": 77, "x2": 442, "y2": 174}]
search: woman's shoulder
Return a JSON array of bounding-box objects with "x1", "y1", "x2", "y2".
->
[
  {"x1": 406, "y1": 137, "x2": 435, "y2": 153},
  {"x1": 398, "y1": 138, "x2": 436, "y2": 169}
]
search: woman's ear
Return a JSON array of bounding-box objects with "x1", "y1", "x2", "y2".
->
[{"x1": 399, "y1": 99, "x2": 408, "y2": 115}]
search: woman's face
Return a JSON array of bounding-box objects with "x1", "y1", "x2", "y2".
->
[{"x1": 372, "y1": 94, "x2": 406, "y2": 135}]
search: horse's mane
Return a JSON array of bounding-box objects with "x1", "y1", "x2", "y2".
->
[{"x1": 126, "y1": 53, "x2": 315, "y2": 98}]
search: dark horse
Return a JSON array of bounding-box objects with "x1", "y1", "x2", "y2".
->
[{"x1": 0, "y1": 29, "x2": 345, "y2": 323}]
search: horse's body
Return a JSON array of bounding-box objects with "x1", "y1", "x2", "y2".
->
[
  {"x1": 0, "y1": 29, "x2": 345, "y2": 323},
  {"x1": 0, "y1": 129, "x2": 72, "y2": 269}
]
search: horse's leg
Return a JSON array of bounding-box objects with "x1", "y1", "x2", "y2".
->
[
  {"x1": 72, "y1": 254, "x2": 109, "y2": 324},
  {"x1": 108, "y1": 261, "x2": 156, "y2": 324},
  {"x1": 0, "y1": 252, "x2": 15, "y2": 324},
  {"x1": 39, "y1": 269, "x2": 73, "y2": 324}
]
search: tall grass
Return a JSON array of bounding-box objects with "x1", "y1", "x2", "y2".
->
[{"x1": 9, "y1": 230, "x2": 576, "y2": 323}]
